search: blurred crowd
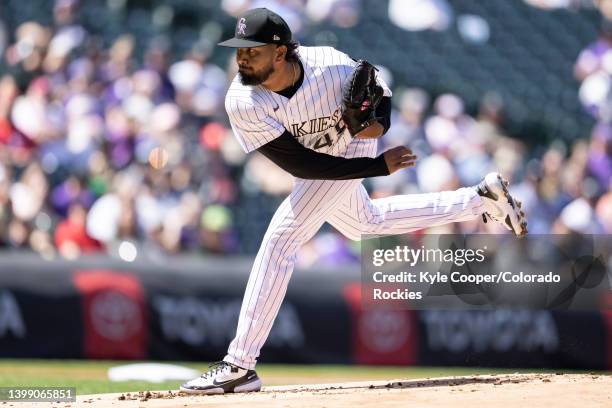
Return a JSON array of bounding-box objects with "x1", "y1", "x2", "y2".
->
[
  {"x1": 0, "y1": 0, "x2": 242, "y2": 260},
  {"x1": 0, "y1": 0, "x2": 609, "y2": 265}
]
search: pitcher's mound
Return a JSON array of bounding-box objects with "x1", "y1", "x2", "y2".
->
[{"x1": 72, "y1": 373, "x2": 610, "y2": 408}]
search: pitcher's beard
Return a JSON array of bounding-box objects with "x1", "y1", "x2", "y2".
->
[{"x1": 239, "y1": 65, "x2": 275, "y2": 86}]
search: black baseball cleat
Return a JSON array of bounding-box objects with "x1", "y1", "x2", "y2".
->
[
  {"x1": 476, "y1": 172, "x2": 528, "y2": 238},
  {"x1": 180, "y1": 361, "x2": 261, "y2": 395}
]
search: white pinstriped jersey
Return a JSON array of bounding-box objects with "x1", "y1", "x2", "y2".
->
[{"x1": 225, "y1": 46, "x2": 392, "y2": 159}]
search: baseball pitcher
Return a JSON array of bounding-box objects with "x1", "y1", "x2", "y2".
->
[{"x1": 181, "y1": 8, "x2": 527, "y2": 395}]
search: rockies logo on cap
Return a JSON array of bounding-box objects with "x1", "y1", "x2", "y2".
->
[{"x1": 237, "y1": 18, "x2": 246, "y2": 36}]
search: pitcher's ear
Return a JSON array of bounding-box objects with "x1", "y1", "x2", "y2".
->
[{"x1": 276, "y1": 45, "x2": 287, "y2": 61}]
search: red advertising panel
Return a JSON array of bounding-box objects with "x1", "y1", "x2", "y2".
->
[
  {"x1": 73, "y1": 270, "x2": 147, "y2": 359},
  {"x1": 343, "y1": 282, "x2": 418, "y2": 365}
]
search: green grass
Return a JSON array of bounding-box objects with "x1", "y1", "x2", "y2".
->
[{"x1": 0, "y1": 360, "x2": 608, "y2": 396}]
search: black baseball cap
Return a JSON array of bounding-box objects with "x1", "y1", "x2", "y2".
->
[{"x1": 218, "y1": 8, "x2": 292, "y2": 48}]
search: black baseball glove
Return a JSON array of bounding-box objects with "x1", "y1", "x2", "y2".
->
[{"x1": 341, "y1": 60, "x2": 384, "y2": 136}]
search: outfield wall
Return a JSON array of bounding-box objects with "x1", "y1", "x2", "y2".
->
[{"x1": 0, "y1": 253, "x2": 610, "y2": 369}]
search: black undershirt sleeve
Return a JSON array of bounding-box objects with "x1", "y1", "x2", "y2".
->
[
  {"x1": 376, "y1": 96, "x2": 392, "y2": 134},
  {"x1": 257, "y1": 131, "x2": 390, "y2": 180}
]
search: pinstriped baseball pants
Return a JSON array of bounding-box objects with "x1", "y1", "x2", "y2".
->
[{"x1": 223, "y1": 178, "x2": 485, "y2": 369}]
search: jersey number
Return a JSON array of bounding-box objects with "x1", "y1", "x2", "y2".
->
[
  {"x1": 312, "y1": 121, "x2": 347, "y2": 150},
  {"x1": 313, "y1": 134, "x2": 332, "y2": 150}
]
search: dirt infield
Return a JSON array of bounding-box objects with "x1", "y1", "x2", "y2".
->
[{"x1": 18, "y1": 373, "x2": 612, "y2": 408}]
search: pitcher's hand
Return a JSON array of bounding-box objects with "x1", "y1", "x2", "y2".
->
[{"x1": 382, "y1": 146, "x2": 417, "y2": 174}]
